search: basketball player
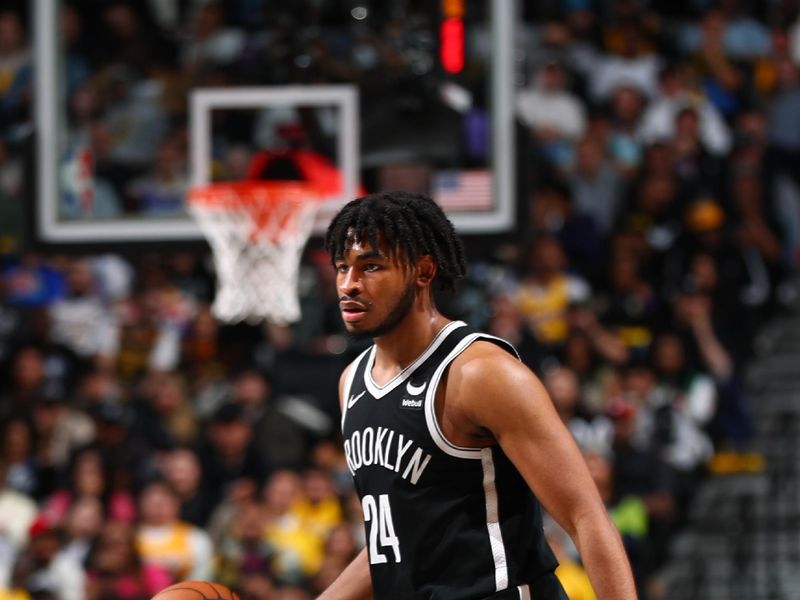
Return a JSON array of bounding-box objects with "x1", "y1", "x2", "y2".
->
[{"x1": 317, "y1": 191, "x2": 637, "y2": 599}]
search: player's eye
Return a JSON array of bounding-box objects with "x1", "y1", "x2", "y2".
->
[
  {"x1": 335, "y1": 263, "x2": 349, "y2": 274},
  {"x1": 364, "y1": 263, "x2": 381, "y2": 272}
]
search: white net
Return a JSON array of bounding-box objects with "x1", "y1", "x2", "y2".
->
[{"x1": 189, "y1": 183, "x2": 321, "y2": 325}]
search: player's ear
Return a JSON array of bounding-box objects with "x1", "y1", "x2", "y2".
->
[{"x1": 416, "y1": 255, "x2": 436, "y2": 287}]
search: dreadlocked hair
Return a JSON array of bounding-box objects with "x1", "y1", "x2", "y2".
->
[{"x1": 324, "y1": 191, "x2": 468, "y2": 291}]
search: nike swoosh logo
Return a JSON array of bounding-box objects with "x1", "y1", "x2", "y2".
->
[
  {"x1": 347, "y1": 391, "x2": 366, "y2": 409},
  {"x1": 406, "y1": 380, "x2": 427, "y2": 396}
]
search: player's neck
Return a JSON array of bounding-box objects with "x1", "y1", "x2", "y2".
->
[{"x1": 372, "y1": 305, "x2": 450, "y2": 380}]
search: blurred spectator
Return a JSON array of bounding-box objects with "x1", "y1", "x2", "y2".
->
[
  {"x1": 568, "y1": 135, "x2": 624, "y2": 236},
  {"x1": 0, "y1": 10, "x2": 31, "y2": 140},
  {"x1": 126, "y1": 134, "x2": 188, "y2": 216},
  {"x1": 60, "y1": 496, "x2": 103, "y2": 566},
  {"x1": 607, "y1": 390, "x2": 677, "y2": 571},
  {"x1": 85, "y1": 519, "x2": 171, "y2": 600},
  {"x1": 671, "y1": 107, "x2": 726, "y2": 201},
  {"x1": 568, "y1": 304, "x2": 631, "y2": 367},
  {"x1": 159, "y1": 447, "x2": 214, "y2": 528},
  {"x1": 215, "y1": 500, "x2": 274, "y2": 591},
  {"x1": 199, "y1": 402, "x2": 270, "y2": 511},
  {"x1": 509, "y1": 235, "x2": 591, "y2": 353},
  {"x1": 616, "y1": 166, "x2": 683, "y2": 275},
  {"x1": 560, "y1": 329, "x2": 624, "y2": 416},
  {"x1": 97, "y1": 66, "x2": 169, "y2": 171},
  {"x1": 670, "y1": 287, "x2": 753, "y2": 448},
  {"x1": 647, "y1": 331, "x2": 714, "y2": 512},
  {"x1": 181, "y1": 2, "x2": 246, "y2": 77},
  {"x1": 166, "y1": 252, "x2": 213, "y2": 305},
  {"x1": 96, "y1": 3, "x2": 168, "y2": 74},
  {"x1": 598, "y1": 250, "x2": 660, "y2": 359},
  {"x1": 586, "y1": 18, "x2": 661, "y2": 103},
  {"x1": 48, "y1": 258, "x2": 119, "y2": 365},
  {"x1": 262, "y1": 470, "x2": 321, "y2": 583},
  {"x1": 0, "y1": 463, "x2": 37, "y2": 590},
  {"x1": 84, "y1": 403, "x2": 149, "y2": 507},
  {"x1": 680, "y1": 0, "x2": 770, "y2": 60},
  {"x1": 308, "y1": 441, "x2": 352, "y2": 500},
  {"x1": 293, "y1": 469, "x2": 343, "y2": 543},
  {"x1": 133, "y1": 370, "x2": 199, "y2": 451},
  {"x1": 42, "y1": 447, "x2": 136, "y2": 528},
  {"x1": 180, "y1": 304, "x2": 227, "y2": 396},
  {"x1": 667, "y1": 199, "x2": 754, "y2": 317},
  {"x1": 61, "y1": 5, "x2": 90, "y2": 99},
  {"x1": 607, "y1": 85, "x2": 646, "y2": 176},
  {"x1": 687, "y1": 9, "x2": 746, "y2": 119},
  {"x1": 294, "y1": 250, "x2": 350, "y2": 358},
  {"x1": 0, "y1": 136, "x2": 24, "y2": 253},
  {"x1": 527, "y1": 181, "x2": 604, "y2": 281},
  {"x1": 231, "y1": 368, "x2": 308, "y2": 470},
  {"x1": 767, "y1": 58, "x2": 800, "y2": 268},
  {"x1": 136, "y1": 479, "x2": 213, "y2": 583},
  {"x1": 10, "y1": 517, "x2": 85, "y2": 600},
  {"x1": 72, "y1": 366, "x2": 123, "y2": 412},
  {"x1": 730, "y1": 171, "x2": 785, "y2": 303},
  {"x1": 61, "y1": 119, "x2": 124, "y2": 220},
  {"x1": 517, "y1": 60, "x2": 587, "y2": 171},
  {"x1": 0, "y1": 346, "x2": 49, "y2": 420},
  {"x1": 30, "y1": 382, "x2": 95, "y2": 473},
  {"x1": 544, "y1": 366, "x2": 612, "y2": 455},
  {"x1": 638, "y1": 64, "x2": 732, "y2": 156},
  {"x1": 116, "y1": 287, "x2": 184, "y2": 380},
  {"x1": 206, "y1": 478, "x2": 260, "y2": 549},
  {"x1": 0, "y1": 416, "x2": 42, "y2": 499},
  {"x1": 485, "y1": 294, "x2": 544, "y2": 371}
]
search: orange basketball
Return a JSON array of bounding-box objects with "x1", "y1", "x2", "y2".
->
[{"x1": 151, "y1": 581, "x2": 240, "y2": 600}]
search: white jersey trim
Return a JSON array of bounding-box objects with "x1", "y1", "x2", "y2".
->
[
  {"x1": 423, "y1": 332, "x2": 483, "y2": 459},
  {"x1": 518, "y1": 584, "x2": 531, "y2": 600},
  {"x1": 363, "y1": 321, "x2": 467, "y2": 399},
  {"x1": 340, "y1": 347, "x2": 371, "y2": 430},
  {"x1": 482, "y1": 448, "x2": 509, "y2": 591},
  {"x1": 423, "y1": 332, "x2": 519, "y2": 460}
]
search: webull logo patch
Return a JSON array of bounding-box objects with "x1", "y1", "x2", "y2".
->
[{"x1": 401, "y1": 398, "x2": 423, "y2": 409}]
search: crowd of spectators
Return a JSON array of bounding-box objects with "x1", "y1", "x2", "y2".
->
[{"x1": 1, "y1": 1, "x2": 800, "y2": 599}]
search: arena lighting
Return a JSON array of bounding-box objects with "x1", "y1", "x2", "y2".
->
[
  {"x1": 442, "y1": 0, "x2": 464, "y2": 18},
  {"x1": 351, "y1": 6, "x2": 368, "y2": 20},
  {"x1": 440, "y1": 17, "x2": 464, "y2": 73}
]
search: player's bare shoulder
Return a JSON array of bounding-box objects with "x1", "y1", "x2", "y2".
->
[
  {"x1": 437, "y1": 340, "x2": 532, "y2": 432},
  {"x1": 443, "y1": 339, "x2": 544, "y2": 430},
  {"x1": 448, "y1": 340, "x2": 531, "y2": 395}
]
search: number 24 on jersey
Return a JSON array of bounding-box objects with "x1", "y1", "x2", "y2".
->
[{"x1": 362, "y1": 494, "x2": 402, "y2": 564}]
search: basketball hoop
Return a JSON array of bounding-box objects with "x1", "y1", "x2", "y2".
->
[{"x1": 188, "y1": 181, "x2": 324, "y2": 325}]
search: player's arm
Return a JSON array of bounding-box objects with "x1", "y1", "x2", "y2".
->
[
  {"x1": 450, "y1": 342, "x2": 638, "y2": 600},
  {"x1": 316, "y1": 366, "x2": 374, "y2": 600},
  {"x1": 316, "y1": 547, "x2": 372, "y2": 600}
]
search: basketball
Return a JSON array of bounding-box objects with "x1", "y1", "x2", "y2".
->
[{"x1": 151, "y1": 581, "x2": 240, "y2": 600}]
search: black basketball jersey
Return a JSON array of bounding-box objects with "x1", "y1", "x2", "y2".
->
[{"x1": 341, "y1": 321, "x2": 567, "y2": 600}]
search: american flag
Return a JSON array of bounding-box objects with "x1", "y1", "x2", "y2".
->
[{"x1": 432, "y1": 169, "x2": 493, "y2": 212}]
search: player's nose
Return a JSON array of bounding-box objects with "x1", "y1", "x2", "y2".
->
[{"x1": 337, "y1": 266, "x2": 362, "y2": 295}]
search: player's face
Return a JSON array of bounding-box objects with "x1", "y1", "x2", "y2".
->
[{"x1": 335, "y1": 237, "x2": 417, "y2": 339}]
